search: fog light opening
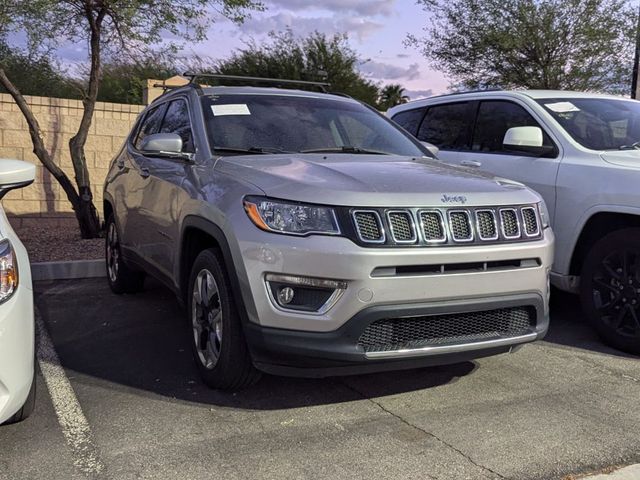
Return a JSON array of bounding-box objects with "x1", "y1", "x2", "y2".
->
[
  {"x1": 278, "y1": 286, "x2": 295, "y2": 305},
  {"x1": 265, "y1": 273, "x2": 347, "y2": 314}
]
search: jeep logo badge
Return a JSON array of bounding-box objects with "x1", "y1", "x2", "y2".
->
[{"x1": 441, "y1": 194, "x2": 468, "y2": 204}]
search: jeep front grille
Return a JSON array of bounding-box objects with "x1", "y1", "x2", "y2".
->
[
  {"x1": 419, "y1": 211, "x2": 446, "y2": 242},
  {"x1": 358, "y1": 307, "x2": 535, "y2": 353},
  {"x1": 387, "y1": 211, "x2": 416, "y2": 243},
  {"x1": 500, "y1": 209, "x2": 520, "y2": 238},
  {"x1": 350, "y1": 205, "x2": 541, "y2": 246},
  {"x1": 448, "y1": 211, "x2": 473, "y2": 242},
  {"x1": 353, "y1": 210, "x2": 384, "y2": 243},
  {"x1": 521, "y1": 207, "x2": 539, "y2": 236}
]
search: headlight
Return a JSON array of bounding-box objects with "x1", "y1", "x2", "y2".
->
[
  {"x1": 538, "y1": 201, "x2": 550, "y2": 229},
  {"x1": 0, "y1": 240, "x2": 18, "y2": 303},
  {"x1": 243, "y1": 196, "x2": 340, "y2": 236}
]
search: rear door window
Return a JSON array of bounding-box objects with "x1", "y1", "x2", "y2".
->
[
  {"x1": 417, "y1": 102, "x2": 472, "y2": 150},
  {"x1": 391, "y1": 108, "x2": 426, "y2": 136}
]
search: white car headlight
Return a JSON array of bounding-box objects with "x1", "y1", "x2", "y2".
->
[
  {"x1": 243, "y1": 197, "x2": 340, "y2": 236},
  {"x1": 538, "y1": 201, "x2": 550, "y2": 229},
  {"x1": 0, "y1": 239, "x2": 18, "y2": 303}
]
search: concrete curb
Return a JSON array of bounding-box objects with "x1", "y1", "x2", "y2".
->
[
  {"x1": 31, "y1": 259, "x2": 106, "y2": 281},
  {"x1": 582, "y1": 465, "x2": 640, "y2": 479}
]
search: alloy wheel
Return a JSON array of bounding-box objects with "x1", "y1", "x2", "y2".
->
[
  {"x1": 191, "y1": 269, "x2": 223, "y2": 369},
  {"x1": 106, "y1": 222, "x2": 120, "y2": 283},
  {"x1": 591, "y1": 248, "x2": 640, "y2": 339}
]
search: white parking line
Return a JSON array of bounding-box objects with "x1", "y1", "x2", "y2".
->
[{"x1": 36, "y1": 308, "x2": 105, "y2": 476}]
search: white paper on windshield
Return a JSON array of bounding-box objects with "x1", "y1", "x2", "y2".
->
[
  {"x1": 211, "y1": 104, "x2": 251, "y2": 116},
  {"x1": 544, "y1": 101, "x2": 580, "y2": 113}
]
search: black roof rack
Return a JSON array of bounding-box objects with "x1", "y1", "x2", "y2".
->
[{"x1": 182, "y1": 72, "x2": 331, "y2": 92}]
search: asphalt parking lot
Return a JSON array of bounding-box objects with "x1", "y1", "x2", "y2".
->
[{"x1": 0, "y1": 279, "x2": 639, "y2": 480}]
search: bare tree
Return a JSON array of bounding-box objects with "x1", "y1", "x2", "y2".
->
[{"x1": 0, "y1": 0, "x2": 261, "y2": 238}]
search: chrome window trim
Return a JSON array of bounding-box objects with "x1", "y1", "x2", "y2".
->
[
  {"x1": 474, "y1": 209, "x2": 499, "y2": 241},
  {"x1": 352, "y1": 209, "x2": 386, "y2": 244},
  {"x1": 417, "y1": 209, "x2": 447, "y2": 243},
  {"x1": 499, "y1": 208, "x2": 521, "y2": 239},
  {"x1": 386, "y1": 209, "x2": 417, "y2": 244},
  {"x1": 521, "y1": 206, "x2": 540, "y2": 237},
  {"x1": 447, "y1": 209, "x2": 474, "y2": 243}
]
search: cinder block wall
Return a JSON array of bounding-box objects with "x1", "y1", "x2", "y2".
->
[{"x1": 0, "y1": 93, "x2": 144, "y2": 223}]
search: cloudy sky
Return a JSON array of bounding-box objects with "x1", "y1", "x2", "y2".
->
[
  {"x1": 54, "y1": 1, "x2": 448, "y2": 99},
  {"x1": 192, "y1": 0, "x2": 448, "y2": 99}
]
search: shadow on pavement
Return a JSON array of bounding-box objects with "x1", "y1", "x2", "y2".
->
[
  {"x1": 34, "y1": 278, "x2": 476, "y2": 409},
  {"x1": 544, "y1": 287, "x2": 638, "y2": 359}
]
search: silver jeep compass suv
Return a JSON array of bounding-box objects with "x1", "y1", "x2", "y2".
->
[{"x1": 104, "y1": 76, "x2": 554, "y2": 390}]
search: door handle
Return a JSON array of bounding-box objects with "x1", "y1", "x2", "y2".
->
[
  {"x1": 139, "y1": 167, "x2": 150, "y2": 178},
  {"x1": 461, "y1": 160, "x2": 482, "y2": 168}
]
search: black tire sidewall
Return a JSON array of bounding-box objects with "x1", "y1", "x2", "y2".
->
[
  {"x1": 186, "y1": 249, "x2": 257, "y2": 389},
  {"x1": 105, "y1": 215, "x2": 144, "y2": 294},
  {"x1": 580, "y1": 228, "x2": 640, "y2": 354}
]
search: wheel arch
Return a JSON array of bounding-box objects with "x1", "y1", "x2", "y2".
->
[
  {"x1": 179, "y1": 216, "x2": 252, "y2": 325},
  {"x1": 570, "y1": 211, "x2": 640, "y2": 276}
]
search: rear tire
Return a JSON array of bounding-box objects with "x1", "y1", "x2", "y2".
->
[
  {"x1": 3, "y1": 370, "x2": 35, "y2": 425},
  {"x1": 187, "y1": 248, "x2": 261, "y2": 390},
  {"x1": 105, "y1": 214, "x2": 145, "y2": 294},
  {"x1": 580, "y1": 228, "x2": 640, "y2": 354}
]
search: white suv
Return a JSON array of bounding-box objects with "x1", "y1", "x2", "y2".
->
[{"x1": 390, "y1": 90, "x2": 640, "y2": 354}]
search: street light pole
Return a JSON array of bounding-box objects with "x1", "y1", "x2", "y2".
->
[{"x1": 632, "y1": 2, "x2": 640, "y2": 99}]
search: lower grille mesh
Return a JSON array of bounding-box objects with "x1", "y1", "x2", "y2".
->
[{"x1": 358, "y1": 307, "x2": 534, "y2": 353}]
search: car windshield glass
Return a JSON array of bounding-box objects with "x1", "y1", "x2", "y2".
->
[
  {"x1": 537, "y1": 98, "x2": 640, "y2": 151},
  {"x1": 201, "y1": 94, "x2": 428, "y2": 157}
]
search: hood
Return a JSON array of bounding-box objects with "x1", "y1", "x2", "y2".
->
[
  {"x1": 601, "y1": 150, "x2": 640, "y2": 169},
  {"x1": 215, "y1": 154, "x2": 541, "y2": 207}
]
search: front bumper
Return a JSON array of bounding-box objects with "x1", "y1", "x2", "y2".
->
[
  {"x1": 245, "y1": 293, "x2": 548, "y2": 377},
  {"x1": 0, "y1": 284, "x2": 34, "y2": 424}
]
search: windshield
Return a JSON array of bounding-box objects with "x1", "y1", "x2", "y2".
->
[
  {"x1": 201, "y1": 94, "x2": 428, "y2": 157},
  {"x1": 537, "y1": 98, "x2": 640, "y2": 151}
]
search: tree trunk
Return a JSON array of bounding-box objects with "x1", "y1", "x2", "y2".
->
[{"x1": 0, "y1": 67, "x2": 100, "y2": 238}]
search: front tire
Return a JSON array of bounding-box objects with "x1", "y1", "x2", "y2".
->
[
  {"x1": 187, "y1": 248, "x2": 261, "y2": 390},
  {"x1": 580, "y1": 228, "x2": 640, "y2": 354},
  {"x1": 105, "y1": 215, "x2": 145, "y2": 294}
]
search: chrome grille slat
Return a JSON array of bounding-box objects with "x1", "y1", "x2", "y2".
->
[
  {"x1": 353, "y1": 210, "x2": 385, "y2": 243},
  {"x1": 521, "y1": 207, "x2": 540, "y2": 237},
  {"x1": 475, "y1": 209, "x2": 498, "y2": 240},
  {"x1": 419, "y1": 210, "x2": 446, "y2": 243},
  {"x1": 500, "y1": 208, "x2": 520, "y2": 239},
  {"x1": 448, "y1": 210, "x2": 473, "y2": 242},
  {"x1": 387, "y1": 210, "x2": 417, "y2": 243}
]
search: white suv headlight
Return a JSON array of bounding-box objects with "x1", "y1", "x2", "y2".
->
[
  {"x1": 0, "y1": 240, "x2": 18, "y2": 303},
  {"x1": 243, "y1": 197, "x2": 340, "y2": 236}
]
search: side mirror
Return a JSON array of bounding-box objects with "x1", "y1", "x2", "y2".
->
[
  {"x1": 0, "y1": 159, "x2": 36, "y2": 200},
  {"x1": 140, "y1": 133, "x2": 183, "y2": 155},
  {"x1": 503, "y1": 126, "x2": 554, "y2": 156},
  {"x1": 420, "y1": 141, "x2": 440, "y2": 158}
]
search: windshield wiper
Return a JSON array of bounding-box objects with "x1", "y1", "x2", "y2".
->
[
  {"x1": 619, "y1": 142, "x2": 640, "y2": 150},
  {"x1": 300, "y1": 146, "x2": 390, "y2": 155},
  {"x1": 213, "y1": 146, "x2": 292, "y2": 155}
]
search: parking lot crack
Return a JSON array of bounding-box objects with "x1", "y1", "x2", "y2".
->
[{"x1": 339, "y1": 381, "x2": 506, "y2": 480}]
